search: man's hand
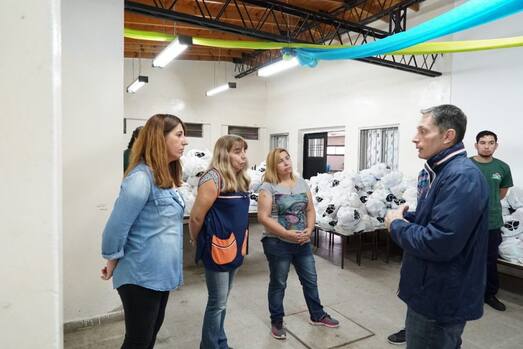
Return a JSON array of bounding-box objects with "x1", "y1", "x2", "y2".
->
[{"x1": 385, "y1": 204, "x2": 409, "y2": 232}]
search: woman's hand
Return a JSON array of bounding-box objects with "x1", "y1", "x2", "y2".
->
[
  {"x1": 100, "y1": 259, "x2": 118, "y2": 280},
  {"x1": 285, "y1": 230, "x2": 303, "y2": 244},
  {"x1": 297, "y1": 228, "x2": 313, "y2": 245}
]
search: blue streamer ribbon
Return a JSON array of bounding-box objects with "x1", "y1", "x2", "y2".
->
[{"x1": 293, "y1": 0, "x2": 523, "y2": 67}]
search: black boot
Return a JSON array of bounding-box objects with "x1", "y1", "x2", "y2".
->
[{"x1": 485, "y1": 296, "x2": 506, "y2": 311}]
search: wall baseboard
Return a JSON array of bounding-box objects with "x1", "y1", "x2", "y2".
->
[{"x1": 64, "y1": 310, "x2": 124, "y2": 333}]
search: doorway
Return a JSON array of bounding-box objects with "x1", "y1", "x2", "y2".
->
[
  {"x1": 302, "y1": 130, "x2": 346, "y2": 179},
  {"x1": 303, "y1": 132, "x2": 328, "y2": 179}
]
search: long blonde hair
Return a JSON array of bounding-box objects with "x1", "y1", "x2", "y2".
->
[
  {"x1": 126, "y1": 114, "x2": 186, "y2": 188},
  {"x1": 210, "y1": 135, "x2": 250, "y2": 192},
  {"x1": 263, "y1": 148, "x2": 295, "y2": 184}
]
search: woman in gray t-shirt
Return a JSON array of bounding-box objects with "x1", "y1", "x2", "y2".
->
[{"x1": 257, "y1": 148, "x2": 339, "y2": 340}]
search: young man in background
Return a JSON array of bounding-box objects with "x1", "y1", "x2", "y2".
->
[{"x1": 471, "y1": 130, "x2": 513, "y2": 311}]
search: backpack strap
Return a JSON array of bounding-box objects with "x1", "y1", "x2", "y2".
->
[{"x1": 215, "y1": 169, "x2": 222, "y2": 198}]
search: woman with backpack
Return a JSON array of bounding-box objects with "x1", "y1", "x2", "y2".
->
[{"x1": 189, "y1": 135, "x2": 250, "y2": 349}]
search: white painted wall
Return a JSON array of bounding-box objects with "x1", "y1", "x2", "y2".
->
[
  {"x1": 59, "y1": 0, "x2": 523, "y2": 326},
  {"x1": 62, "y1": 0, "x2": 123, "y2": 322},
  {"x1": 452, "y1": 11, "x2": 523, "y2": 182},
  {"x1": 263, "y1": 1, "x2": 458, "y2": 179},
  {"x1": 265, "y1": 57, "x2": 452, "y2": 178},
  {"x1": 263, "y1": 1, "x2": 523, "y2": 181},
  {"x1": 124, "y1": 59, "x2": 268, "y2": 165},
  {"x1": 0, "y1": 0, "x2": 62, "y2": 348}
]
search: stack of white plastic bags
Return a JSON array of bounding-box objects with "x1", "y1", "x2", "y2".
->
[
  {"x1": 179, "y1": 148, "x2": 265, "y2": 215},
  {"x1": 308, "y1": 163, "x2": 417, "y2": 236},
  {"x1": 247, "y1": 161, "x2": 266, "y2": 212},
  {"x1": 178, "y1": 149, "x2": 212, "y2": 215},
  {"x1": 499, "y1": 187, "x2": 523, "y2": 265}
]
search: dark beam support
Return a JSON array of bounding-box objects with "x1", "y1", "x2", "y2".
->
[
  {"x1": 126, "y1": 1, "x2": 295, "y2": 42},
  {"x1": 234, "y1": 50, "x2": 441, "y2": 78},
  {"x1": 359, "y1": 0, "x2": 425, "y2": 25},
  {"x1": 389, "y1": 7, "x2": 407, "y2": 33},
  {"x1": 240, "y1": 0, "x2": 389, "y2": 38},
  {"x1": 125, "y1": 0, "x2": 440, "y2": 78}
]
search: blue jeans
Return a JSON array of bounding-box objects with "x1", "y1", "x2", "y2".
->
[
  {"x1": 406, "y1": 307, "x2": 465, "y2": 349},
  {"x1": 262, "y1": 237, "x2": 325, "y2": 323},
  {"x1": 200, "y1": 268, "x2": 236, "y2": 349}
]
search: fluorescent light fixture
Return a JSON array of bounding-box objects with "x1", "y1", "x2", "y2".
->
[
  {"x1": 126, "y1": 75, "x2": 148, "y2": 93},
  {"x1": 257, "y1": 57, "x2": 299, "y2": 77},
  {"x1": 152, "y1": 35, "x2": 192, "y2": 68},
  {"x1": 206, "y1": 82, "x2": 236, "y2": 97}
]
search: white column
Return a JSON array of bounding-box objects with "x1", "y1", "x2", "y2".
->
[
  {"x1": 62, "y1": 0, "x2": 124, "y2": 322},
  {"x1": 0, "y1": 0, "x2": 62, "y2": 348}
]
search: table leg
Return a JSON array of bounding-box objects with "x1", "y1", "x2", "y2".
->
[
  {"x1": 386, "y1": 231, "x2": 390, "y2": 264},
  {"x1": 372, "y1": 230, "x2": 377, "y2": 260},
  {"x1": 341, "y1": 235, "x2": 346, "y2": 269},
  {"x1": 357, "y1": 233, "x2": 362, "y2": 266}
]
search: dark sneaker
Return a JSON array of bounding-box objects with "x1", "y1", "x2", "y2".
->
[
  {"x1": 309, "y1": 314, "x2": 340, "y2": 328},
  {"x1": 387, "y1": 329, "x2": 406, "y2": 345},
  {"x1": 485, "y1": 296, "x2": 506, "y2": 311},
  {"x1": 271, "y1": 320, "x2": 286, "y2": 340}
]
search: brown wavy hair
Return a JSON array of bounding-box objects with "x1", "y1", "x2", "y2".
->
[
  {"x1": 125, "y1": 114, "x2": 186, "y2": 188},
  {"x1": 263, "y1": 148, "x2": 295, "y2": 184},
  {"x1": 209, "y1": 135, "x2": 250, "y2": 192}
]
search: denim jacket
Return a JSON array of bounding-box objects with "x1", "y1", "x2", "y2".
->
[{"x1": 101, "y1": 163, "x2": 185, "y2": 291}]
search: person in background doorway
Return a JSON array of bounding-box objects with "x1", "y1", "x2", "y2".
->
[
  {"x1": 258, "y1": 148, "x2": 339, "y2": 341},
  {"x1": 124, "y1": 126, "x2": 143, "y2": 172},
  {"x1": 385, "y1": 105, "x2": 489, "y2": 348},
  {"x1": 189, "y1": 135, "x2": 251, "y2": 349},
  {"x1": 471, "y1": 130, "x2": 513, "y2": 311},
  {"x1": 101, "y1": 114, "x2": 187, "y2": 349}
]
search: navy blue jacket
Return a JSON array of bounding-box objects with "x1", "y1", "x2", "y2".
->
[{"x1": 391, "y1": 145, "x2": 489, "y2": 324}]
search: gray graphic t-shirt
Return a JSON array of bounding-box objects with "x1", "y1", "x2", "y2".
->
[{"x1": 259, "y1": 177, "x2": 310, "y2": 243}]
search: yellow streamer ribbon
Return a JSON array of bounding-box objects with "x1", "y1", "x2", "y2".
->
[{"x1": 124, "y1": 28, "x2": 523, "y2": 55}]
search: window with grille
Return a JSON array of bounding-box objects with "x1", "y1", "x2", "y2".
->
[
  {"x1": 185, "y1": 123, "x2": 203, "y2": 138},
  {"x1": 308, "y1": 138, "x2": 324, "y2": 157},
  {"x1": 359, "y1": 127, "x2": 399, "y2": 170},
  {"x1": 228, "y1": 126, "x2": 259, "y2": 140},
  {"x1": 270, "y1": 133, "x2": 288, "y2": 150}
]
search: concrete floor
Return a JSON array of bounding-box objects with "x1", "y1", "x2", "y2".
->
[{"x1": 65, "y1": 224, "x2": 523, "y2": 349}]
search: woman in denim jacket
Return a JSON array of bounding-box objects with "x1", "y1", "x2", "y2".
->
[{"x1": 101, "y1": 114, "x2": 188, "y2": 349}]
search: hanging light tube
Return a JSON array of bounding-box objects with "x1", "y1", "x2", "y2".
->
[
  {"x1": 152, "y1": 35, "x2": 193, "y2": 68},
  {"x1": 257, "y1": 57, "x2": 299, "y2": 77},
  {"x1": 206, "y1": 82, "x2": 236, "y2": 97},
  {"x1": 126, "y1": 75, "x2": 148, "y2": 93}
]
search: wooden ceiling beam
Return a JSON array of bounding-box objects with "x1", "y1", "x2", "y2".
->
[
  {"x1": 124, "y1": 51, "x2": 240, "y2": 62},
  {"x1": 356, "y1": 0, "x2": 421, "y2": 23},
  {"x1": 125, "y1": 45, "x2": 247, "y2": 56},
  {"x1": 136, "y1": 0, "x2": 355, "y2": 18},
  {"x1": 125, "y1": 1, "x2": 364, "y2": 32},
  {"x1": 125, "y1": 23, "x2": 258, "y2": 41},
  {"x1": 124, "y1": 0, "x2": 422, "y2": 63}
]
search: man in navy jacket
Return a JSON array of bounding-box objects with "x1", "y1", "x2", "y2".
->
[{"x1": 385, "y1": 104, "x2": 489, "y2": 348}]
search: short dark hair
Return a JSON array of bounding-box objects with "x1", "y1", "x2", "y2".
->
[
  {"x1": 127, "y1": 126, "x2": 143, "y2": 149},
  {"x1": 476, "y1": 130, "x2": 498, "y2": 143},
  {"x1": 421, "y1": 104, "x2": 467, "y2": 144}
]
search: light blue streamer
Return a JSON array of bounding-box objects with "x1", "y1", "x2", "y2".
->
[{"x1": 293, "y1": 0, "x2": 523, "y2": 67}]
